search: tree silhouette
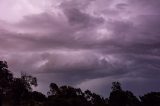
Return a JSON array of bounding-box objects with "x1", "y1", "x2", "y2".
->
[
  {"x1": 28, "y1": 91, "x2": 46, "y2": 106},
  {"x1": 21, "y1": 72, "x2": 37, "y2": 91},
  {"x1": 48, "y1": 83, "x2": 59, "y2": 96},
  {"x1": 47, "y1": 83, "x2": 106, "y2": 106},
  {"x1": 140, "y1": 92, "x2": 160, "y2": 106},
  {"x1": 0, "y1": 61, "x2": 13, "y2": 106},
  {"x1": 84, "y1": 90, "x2": 106, "y2": 106},
  {"x1": 111, "y1": 81, "x2": 122, "y2": 91},
  {"x1": 109, "y1": 81, "x2": 140, "y2": 106},
  {"x1": 11, "y1": 73, "x2": 37, "y2": 106}
]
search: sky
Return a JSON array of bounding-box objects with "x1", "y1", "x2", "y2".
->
[{"x1": 0, "y1": 0, "x2": 160, "y2": 97}]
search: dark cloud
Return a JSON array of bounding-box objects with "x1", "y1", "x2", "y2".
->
[{"x1": 63, "y1": 8, "x2": 104, "y2": 28}]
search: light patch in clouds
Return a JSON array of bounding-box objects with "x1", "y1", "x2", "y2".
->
[
  {"x1": 96, "y1": 28, "x2": 112, "y2": 40},
  {"x1": 0, "y1": 0, "x2": 50, "y2": 23}
]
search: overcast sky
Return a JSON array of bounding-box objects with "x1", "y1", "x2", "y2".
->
[{"x1": 0, "y1": 0, "x2": 160, "y2": 97}]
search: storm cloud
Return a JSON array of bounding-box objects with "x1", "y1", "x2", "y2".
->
[{"x1": 0, "y1": 0, "x2": 160, "y2": 97}]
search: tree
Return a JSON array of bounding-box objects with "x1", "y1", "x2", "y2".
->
[
  {"x1": 111, "y1": 82, "x2": 122, "y2": 91},
  {"x1": 0, "y1": 61, "x2": 13, "y2": 106},
  {"x1": 47, "y1": 83, "x2": 95, "y2": 106},
  {"x1": 20, "y1": 72, "x2": 37, "y2": 91},
  {"x1": 124, "y1": 91, "x2": 140, "y2": 106},
  {"x1": 84, "y1": 90, "x2": 106, "y2": 106},
  {"x1": 48, "y1": 83, "x2": 59, "y2": 96},
  {"x1": 109, "y1": 82, "x2": 140, "y2": 106},
  {"x1": 0, "y1": 61, "x2": 13, "y2": 92},
  {"x1": 32, "y1": 91, "x2": 46, "y2": 102},
  {"x1": 11, "y1": 73, "x2": 37, "y2": 106},
  {"x1": 140, "y1": 92, "x2": 160, "y2": 106},
  {"x1": 29, "y1": 91, "x2": 46, "y2": 106}
]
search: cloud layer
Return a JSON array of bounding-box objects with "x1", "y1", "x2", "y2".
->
[{"x1": 0, "y1": 0, "x2": 160, "y2": 96}]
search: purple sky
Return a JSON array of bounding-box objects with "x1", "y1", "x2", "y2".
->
[{"x1": 0, "y1": 0, "x2": 160, "y2": 97}]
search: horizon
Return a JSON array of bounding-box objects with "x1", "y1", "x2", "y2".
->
[{"x1": 0, "y1": 0, "x2": 160, "y2": 97}]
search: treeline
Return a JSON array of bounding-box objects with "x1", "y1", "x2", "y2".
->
[{"x1": 0, "y1": 61, "x2": 160, "y2": 106}]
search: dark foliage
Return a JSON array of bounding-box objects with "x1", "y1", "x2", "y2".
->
[
  {"x1": 0, "y1": 61, "x2": 160, "y2": 106},
  {"x1": 140, "y1": 92, "x2": 160, "y2": 106},
  {"x1": 109, "y1": 82, "x2": 140, "y2": 106},
  {"x1": 46, "y1": 83, "x2": 105, "y2": 106}
]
